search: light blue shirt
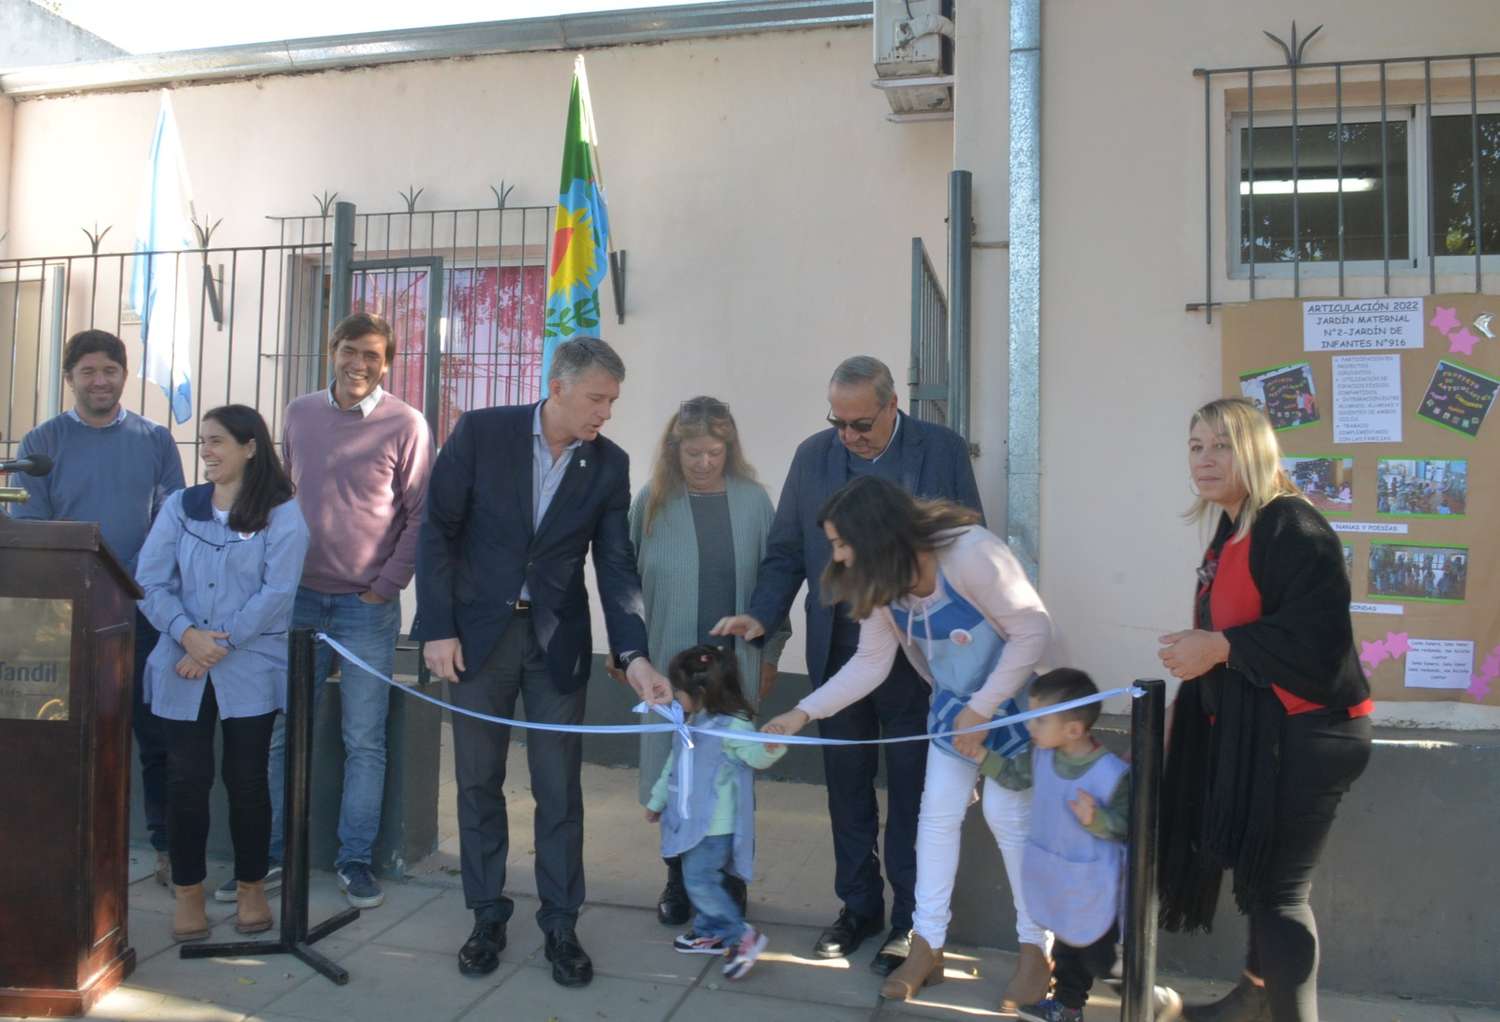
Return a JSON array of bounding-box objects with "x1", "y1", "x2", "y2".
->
[
  {"x1": 520, "y1": 400, "x2": 581, "y2": 600},
  {"x1": 135, "y1": 486, "x2": 310, "y2": 721},
  {"x1": 326, "y1": 382, "x2": 384, "y2": 417}
]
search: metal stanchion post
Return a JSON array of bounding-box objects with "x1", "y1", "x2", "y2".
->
[
  {"x1": 182, "y1": 629, "x2": 360, "y2": 984},
  {"x1": 1121, "y1": 678, "x2": 1166, "y2": 1022}
]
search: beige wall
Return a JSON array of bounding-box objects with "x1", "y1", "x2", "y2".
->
[
  {"x1": 4, "y1": 26, "x2": 953, "y2": 672},
  {"x1": 1031, "y1": 0, "x2": 1500, "y2": 728},
  {"x1": 0, "y1": 91, "x2": 12, "y2": 257}
]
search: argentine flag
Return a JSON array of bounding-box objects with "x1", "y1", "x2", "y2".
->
[{"x1": 129, "y1": 91, "x2": 194, "y2": 424}]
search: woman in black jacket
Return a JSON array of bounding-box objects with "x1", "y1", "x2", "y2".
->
[{"x1": 1156, "y1": 398, "x2": 1373, "y2": 1022}]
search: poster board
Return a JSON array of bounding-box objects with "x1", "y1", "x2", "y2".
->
[{"x1": 1222, "y1": 295, "x2": 1499, "y2": 706}]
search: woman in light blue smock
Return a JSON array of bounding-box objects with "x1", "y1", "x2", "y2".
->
[
  {"x1": 136, "y1": 405, "x2": 307, "y2": 944},
  {"x1": 761, "y1": 476, "x2": 1054, "y2": 1009}
]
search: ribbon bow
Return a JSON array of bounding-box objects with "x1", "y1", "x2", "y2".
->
[{"x1": 636, "y1": 700, "x2": 696, "y2": 820}]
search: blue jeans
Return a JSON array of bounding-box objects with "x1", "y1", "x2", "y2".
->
[
  {"x1": 682, "y1": 834, "x2": 747, "y2": 945},
  {"x1": 268, "y1": 588, "x2": 401, "y2": 867}
]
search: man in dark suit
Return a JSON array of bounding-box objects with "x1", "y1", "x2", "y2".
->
[
  {"x1": 415, "y1": 337, "x2": 671, "y2": 988},
  {"x1": 714, "y1": 355, "x2": 982, "y2": 976}
]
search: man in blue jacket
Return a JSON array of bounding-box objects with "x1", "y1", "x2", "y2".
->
[
  {"x1": 715, "y1": 355, "x2": 982, "y2": 976},
  {"x1": 414, "y1": 337, "x2": 671, "y2": 989}
]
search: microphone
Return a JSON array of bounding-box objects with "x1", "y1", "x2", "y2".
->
[{"x1": 0, "y1": 454, "x2": 53, "y2": 477}]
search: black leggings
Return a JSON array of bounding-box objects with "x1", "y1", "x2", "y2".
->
[
  {"x1": 1052, "y1": 924, "x2": 1118, "y2": 1010},
  {"x1": 1245, "y1": 710, "x2": 1372, "y2": 1022},
  {"x1": 160, "y1": 680, "x2": 277, "y2": 887}
]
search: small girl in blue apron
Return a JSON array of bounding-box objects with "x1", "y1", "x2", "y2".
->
[
  {"x1": 645, "y1": 645, "x2": 787, "y2": 980},
  {"x1": 981, "y1": 669, "x2": 1181, "y2": 1022}
]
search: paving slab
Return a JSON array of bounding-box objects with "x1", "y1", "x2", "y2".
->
[
  {"x1": 255, "y1": 943, "x2": 499, "y2": 1022},
  {"x1": 461, "y1": 965, "x2": 693, "y2": 1022},
  {"x1": 370, "y1": 884, "x2": 545, "y2": 964}
]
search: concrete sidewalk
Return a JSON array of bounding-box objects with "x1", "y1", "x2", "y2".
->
[{"x1": 11, "y1": 728, "x2": 1494, "y2": 1022}]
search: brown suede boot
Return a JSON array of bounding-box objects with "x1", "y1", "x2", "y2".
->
[
  {"x1": 234, "y1": 879, "x2": 274, "y2": 934},
  {"x1": 172, "y1": 883, "x2": 210, "y2": 943},
  {"x1": 879, "y1": 933, "x2": 945, "y2": 1000},
  {"x1": 1000, "y1": 942, "x2": 1052, "y2": 1008}
]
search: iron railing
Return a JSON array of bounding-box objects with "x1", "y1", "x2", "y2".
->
[
  {"x1": 908, "y1": 236, "x2": 950, "y2": 427},
  {"x1": 1191, "y1": 35, "x2": 1500, "y2": 321},
  {"x1": 908, "y1": 170, "x2": 972, "y2": 444},
  {"x1": 0, "y1": 202, "x2": 555, "y2": 473}
]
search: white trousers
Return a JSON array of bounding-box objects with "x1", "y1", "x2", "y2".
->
[{"x1": 911, "y1": 746, "x2": 1048, "y2": 950}]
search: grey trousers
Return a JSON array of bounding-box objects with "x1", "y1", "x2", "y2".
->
[{"x1": 446, "y1": 615, "x2": 588, "y2": 932}]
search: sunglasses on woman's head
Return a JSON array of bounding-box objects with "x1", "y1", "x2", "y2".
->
[{"x1": 679, "y1": 398, "x2": 730, "y2": 421}]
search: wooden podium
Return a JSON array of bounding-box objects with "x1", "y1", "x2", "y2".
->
[{"x1": 0, "y1": 516, "x2": 140, "y2": 1017}]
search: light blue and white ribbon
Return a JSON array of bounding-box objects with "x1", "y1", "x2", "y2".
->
[{"x1": 314, "y1": 632, "x2": 1142, "y2": 750}]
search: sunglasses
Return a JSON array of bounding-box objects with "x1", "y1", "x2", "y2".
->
[
  {"x1": 679, "y1": 398, "x2": 730, "y2": 422},
  {"x1": 826, "y1": 401, "x2": 890, "y2": 434}
]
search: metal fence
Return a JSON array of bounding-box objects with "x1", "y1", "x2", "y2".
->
[
  {"x1": 907, "y1": 170, "x2": 971, "y2": 443},
  {"x1": 0, "y1": 200, "x2": 554, "y2": 477},
  {"x1": 908, "y1": 236, "x2": 950, "y2": 427},
  {"x1": 1191, "y1": 34, "x2": 1500, "y2": 321}
]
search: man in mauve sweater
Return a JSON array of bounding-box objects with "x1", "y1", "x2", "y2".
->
[{"x1": 228, "y1": 312, "x2": 432, "y2": 911}]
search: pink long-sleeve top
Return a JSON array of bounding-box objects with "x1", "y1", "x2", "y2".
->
[{"x1": 795, "y1": 526, "x2": 1053, "y2": 722}]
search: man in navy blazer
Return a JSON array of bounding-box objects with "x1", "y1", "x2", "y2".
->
[
  {"x1": 715, "y1": 355, "x2": 982, "y2": 976},
  {"x1": 415, "y1": 338, "x2": 671, "y2": 988}
]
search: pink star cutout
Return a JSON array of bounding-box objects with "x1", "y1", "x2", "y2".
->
[
  {"x1": 1430, "y1": 306, "x2": 1462, "y2": 334},
  {"x1": 1383, "y1": 632, "x2": 1411, "y2": 659},
  {"x1": 1448, "y1": 328, "x2": 1481, "y2": 356},
  {"x1": 1482, "y1": 647, "x2": 1500, "y2": 680},
  {"x1": 1360, "y1": 639, "x2": 1390, "y2": 671},
  {"x1": 1469, "y1": 674, "x2": 1492, "y2": 701}
]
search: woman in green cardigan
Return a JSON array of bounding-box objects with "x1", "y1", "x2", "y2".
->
[{"x1": 628, "y1": 396, "x2": 791, "y2": 932}]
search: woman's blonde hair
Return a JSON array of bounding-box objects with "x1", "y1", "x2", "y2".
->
[
  {"x1": 1186, "y1": 397, "x2": 1302, "y2": 540},
  {"x1": 642, "y1": 396, "x2": 758, "y2": 535}
]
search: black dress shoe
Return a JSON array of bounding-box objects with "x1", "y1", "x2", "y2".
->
[
  {"x1": 813, "y1": 907, "x2": 883, "y2": 959},
  {"x1": 544, "y1": 927, "x2": 594, "y2": 987},
  {"x1": 457, "y1": 919, "x2": 506, "y2": 976},
  {"x1": 658, "y1": 858, "x2": 691, "y2": 926},
  {"x1": 870, "y1": 927, "x2": 911, "y2": 976},
  {"x1": 721, "y1": 870, "x2": 749, "y2": 919}
]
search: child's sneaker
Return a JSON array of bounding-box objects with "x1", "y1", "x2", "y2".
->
[
  {"x1": 672, "y1": 930, "x2": 727, "y2": 955},
  {"x1": 721, "y1": 926, "x2": 769, "y2": 980},
  {"x1": 1015, "y1": 999, "x2": 1083, "y2": 1022}
]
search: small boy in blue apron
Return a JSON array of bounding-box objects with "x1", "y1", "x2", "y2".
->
[
  {"x1": 980, "y1": 669, "x2": 1181, "y2": 1022},
  {"x1": 646, "y1": 645, "x2": 787, "y2": 980}
]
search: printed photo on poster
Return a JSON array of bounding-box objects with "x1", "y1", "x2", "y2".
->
[
  {"x1": 1417, "y1": 359, "x2": 1500, "y2": 438},
  {"x1": 1376, "y1": 459, "x2": 1468, "y2": 517},
  {"x1": 1241, "y1": 362, "x2": 1320, "y2": 430},
  {"x1": 1368, "y1": 543, "x2": 1469, "y2": 603},
  {"x1": 1342, "y1": 545, "x2": 1355, "y2": 577},
  {"x1": 1282, "y1": 456, "x2": 1354, "y2": 511}
]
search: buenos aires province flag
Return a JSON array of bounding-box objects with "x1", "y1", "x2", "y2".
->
[{"x1": 541, "y1": 55, "x2": 611, "y2": 382}]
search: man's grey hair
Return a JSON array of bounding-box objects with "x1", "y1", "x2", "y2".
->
[
  {"x1": 829, "y1": 355, "x2": 895, "y2": 406},
  {"x1": 549, "y1": 336, "x2": 627, "y2": 385}
]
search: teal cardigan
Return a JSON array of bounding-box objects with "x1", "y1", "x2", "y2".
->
[{"x1": 630, "y1": 474, "x2": 791, "y2": 805}]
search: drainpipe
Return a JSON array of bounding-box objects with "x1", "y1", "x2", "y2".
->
[{"x1": 1007, "y1": 0, "x2": 1042, "y2": 583}]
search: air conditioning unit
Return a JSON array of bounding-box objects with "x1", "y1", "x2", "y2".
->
[{"x1": 873, "y1": 0, "x2": 955, "y2": 119}]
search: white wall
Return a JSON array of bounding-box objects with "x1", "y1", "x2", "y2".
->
[
  {"x1": 4, "y1": 26, "x2": 953, "y2": 674},
  {"x1": 0, "y1": 91, "x2": 12, "y2": 257},
  {"x1": 1034, "y1": 0, "x2": 1500, "y2": 728}
]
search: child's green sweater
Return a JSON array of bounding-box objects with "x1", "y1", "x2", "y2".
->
[
  {"x1": 980, "y1": 743, "x2": 1130, "y2": 841},
  {"x1": 647, "y1": 715, "x2": 786, "y2": 836}
]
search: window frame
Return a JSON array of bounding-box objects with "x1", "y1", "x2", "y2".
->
[
  {"x1": 1227, "y1": 104, "x2": 1421, "y2": 280},
  {"x1": 1228, "y1": 100, "x2": 1500, "y2": 280}
]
